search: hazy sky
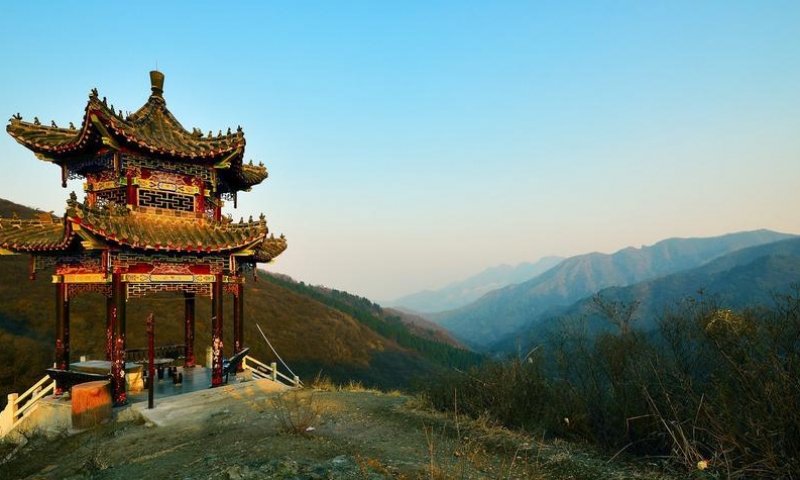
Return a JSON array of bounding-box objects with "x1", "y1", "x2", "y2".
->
[{"x1": 1, "y1": 2, "x2": 798, "y2": 301}]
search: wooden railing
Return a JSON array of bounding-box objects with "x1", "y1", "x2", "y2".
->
[
  {"x1": 241, "y1": 355, "x2": 301, "y2": 387},
  {"x1": 0, "y1": 375, "x2": 56, "y2": 438},
  {"x1": 125, "y1": 345, "x2": 186, "y2": 363},
  {"x1": 125, "y1": 344, "x2": 185, "y2": 363}
]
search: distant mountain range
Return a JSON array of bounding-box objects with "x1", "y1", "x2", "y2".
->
[
  {"x1": 431, "y1": 230, "x2": 798, "y2": 349},
  {"x1": 497, "y1": 236, "x2": 800, "y2": 352},
  {"x1": 386, "y1": 256, "x2": 564, "y2": 313}
]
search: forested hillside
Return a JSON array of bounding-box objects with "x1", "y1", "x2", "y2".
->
[{"x1": 0, "y1": 199, "x2": 482, "y2": 404}]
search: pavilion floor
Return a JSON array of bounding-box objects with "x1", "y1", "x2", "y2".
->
[{"x1": 126, "y1": 365, "x2": 234, "y2": 404}]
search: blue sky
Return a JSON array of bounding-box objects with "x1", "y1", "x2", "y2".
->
[{"x1": 1, "y1": 2, "x2": 798, "y2": 301}]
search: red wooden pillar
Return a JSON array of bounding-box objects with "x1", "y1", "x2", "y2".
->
[
  {"x1": 233, "y1": 283, "x2": 243, "y2": 354},
  {"x1": 234, "y1": 283, "x2": 245, "y2": 372},
  {"x1": 196, "y1": 185, "x2": 205, "y2": 218},
  {"x1": 105, "y1": 295, "x2": 114, "y2": 361},
  {"x1": 184, "y1": 292, "x2": 196, "y2": 368},
  {"x1": 110, "y1": 273, "x2": 128, "y2": 406},
  {"x1": 147, "y1": 314, "x2": 155, "y2": 409},
  {"x1": 54, "y1": 282, "x2": 70, "y2": 371},
  {"x1": 211, "y1": 273, "x2": 224, "y2": 387},
  {"x1": 125, "y1": 168, "x2": 137, "y2": 207}
]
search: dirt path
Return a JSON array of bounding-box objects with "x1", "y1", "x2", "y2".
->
[{"x1": 1, "y1": 386, "x2": 675, "y2": 479}]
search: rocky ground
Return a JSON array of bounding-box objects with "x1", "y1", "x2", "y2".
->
[{"x1": 0, "y1": 381, "x2": 678, "y2": 479}]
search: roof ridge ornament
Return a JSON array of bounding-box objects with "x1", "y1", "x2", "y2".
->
[{"x1": 150, "y1": 70, "x2": 165, "y2": 97}]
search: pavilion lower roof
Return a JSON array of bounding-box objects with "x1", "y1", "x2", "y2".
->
[
  {"x1": 253, "y1": 234, "x2": 288, "y2": 263},
  {"x1": 0, "y1": 215, "x2": 74, "y2": 252},
  {"x1": 66, "y1": 201, "x2": 271, "y2": 254},
  {"x1": 1, "y1": 198, "x2": 287, "y2": 261}
]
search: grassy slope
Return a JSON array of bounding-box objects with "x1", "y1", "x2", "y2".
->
[{"x1": 0, "y1": 388, "x2": 676, "y2": 480}]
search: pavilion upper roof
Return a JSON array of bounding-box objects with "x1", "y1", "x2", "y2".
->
[{"x1": 6, "y1": 71, "x2": 268, "y2": 192}]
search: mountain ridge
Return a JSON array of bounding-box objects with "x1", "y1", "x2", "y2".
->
[
  {"x1": 432, "y1": 229, "x2": 797, "y2": 348},
  {"x1": 494, "y1": 236, "x2": 800, "y2": 351},
  {"x1": 385, "y1": 256, "x2": 564, "y2": 313}
]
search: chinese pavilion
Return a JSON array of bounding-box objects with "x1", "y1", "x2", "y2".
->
[{"x1": 1, "y1": 71, "x2": 287, "y2": 405}]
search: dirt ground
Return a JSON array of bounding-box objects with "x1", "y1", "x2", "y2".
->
[{"x1": 1, "y1": 383, "x2": 676, "y2": 479}]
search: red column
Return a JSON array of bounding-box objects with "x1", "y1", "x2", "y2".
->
[
  {"x1": 105, "y1": 295, "x2": 114, "y2": 361},
  {"x1": 110, "y1": 273, "x2": 128, "y2": 406},
  {"x1": 211, "y1": 274, "x2": 224, "y2": 387},
  {"x1": 54, "y1": 282, "x2": 70, "y2": 370},
  {"x1": 234, "y1": 283, "x2": 245, "y2": 372},
  {"x1": 196, "y1": 185, "x2": 205, "y2": 218},
  {"x1": 126, "y1": 169, "x2": 137, "y2": 207},
  {"x1": 233, "y1": 283, "x2": 242, "y2": 354},
  {"x1": 184, "y1": 292, "x2": 196, "y2": 368},
  {"x1": 147, "y1": 314, "x2": 155, "y2": 410}
]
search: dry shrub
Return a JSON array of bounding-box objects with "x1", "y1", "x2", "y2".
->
[
  {"x1": 269, "y1": 390, "x2": 322, "y2": 435},
  {"x1": 423, "y1": 289, "x2": 800, "y2": 478},
  {"x1": 650, "y1": 291, "x2": 800, "y2": 477},
  {"x1": 310, "y1": 371, "x2": 336, "y2": 392}
]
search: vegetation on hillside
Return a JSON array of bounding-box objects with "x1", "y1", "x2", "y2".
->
[
  {"x1": 1, "y1": 192, "x2": 483, "y2": 406},
  {"x1": 423, "y1": 291, "x2": 800, "y2": 478},
  {"x1": 263, "y1": 273, "x2": 484, "y2": 371},
  {"x1": 0, "y1": 198, "x2": 46, "y2": 218}
]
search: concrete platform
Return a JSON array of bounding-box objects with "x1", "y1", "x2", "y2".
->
[
  {"x1": 128, "y1": 377, "x2": 290, "y2": 427},
  {"x1": 3, "y1": 366, "x2": 293, "y2": 441}
]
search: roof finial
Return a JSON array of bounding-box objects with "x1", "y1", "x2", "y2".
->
[{"x1": 150, "y1": 70, "x2": 165, "y2": 97}]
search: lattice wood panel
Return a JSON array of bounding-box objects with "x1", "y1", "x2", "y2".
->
[
  {"x1": 68, "y1": 283, "x2": 112, "y2": 299},
  {"x1": 127, "y1": 282, "x2": 212, "y2": 298},
  {"x1": 137, "y1": 189, "x2": 194, "y2": 212}
]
